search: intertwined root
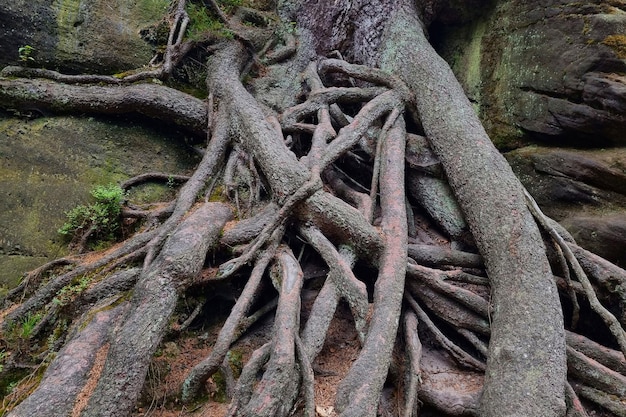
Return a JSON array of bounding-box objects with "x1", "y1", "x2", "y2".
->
[{"x1": 1, "y1": 16, "x2": 626, "y2": 417}]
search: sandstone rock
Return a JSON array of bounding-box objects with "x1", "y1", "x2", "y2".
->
[
  {"x1": 506, "y1": 146, "x2": 626, "y2": 218},
  {"x1": 561, "y1": 214, "x2": 626, "y2": 267},
  {"x1": 0, "y1": 0, "x2": 168, "y2": 74},
  {"x1": 507, "y1": 146, "x2": 626, "y2": 266},
  {"x1": 436, "y1": 0, "x2": 626, "y2": 148},
  {"x1": 0, "y1": 114, "x2": 199, "y2": 288}
]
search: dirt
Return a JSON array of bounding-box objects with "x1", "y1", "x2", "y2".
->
[{"x1": 131, "y1": 292, "x2": 362, "y2": 417}]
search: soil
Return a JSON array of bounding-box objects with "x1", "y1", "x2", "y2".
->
[{"x1": 130, "y1": 284, "x2": 362, "y2": 417}]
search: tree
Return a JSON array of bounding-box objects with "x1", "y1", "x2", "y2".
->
[{"x1": 1, "y1": 0, "x2": 625, "y2": 416}]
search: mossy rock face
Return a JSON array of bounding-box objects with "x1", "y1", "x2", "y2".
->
[
  {"x1": 0, "y1": 114, "x2": 199, "y2": 288},
  {"x1": 506, "y1": 145, "x2": 626, "y2": 266},
  {"x1": 0, "y1": 0, "x2": 169, "y2": 74},
  {"x1": 434, "y1": 0, "x2": 626, "y2": 149}
]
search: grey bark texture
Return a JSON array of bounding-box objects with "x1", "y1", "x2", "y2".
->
[
  {"x1": 80, "y1": 203, "x2": 232, "y2": 417},
  {"x1": 378, "y1": 1, "x2": 566, "y2": 416}
]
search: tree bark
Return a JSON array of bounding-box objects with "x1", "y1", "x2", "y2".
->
[
  {"x1": 378, "y1": 2, "x2": 566, "y2": 416},
  {"x1": 0, "y1": 78, "x2": 208, "y2": 136},
  {"x1": 80, "y1": 203, "x2": 232, "y2": 417}
]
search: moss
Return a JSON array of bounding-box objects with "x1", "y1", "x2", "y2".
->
[
  {"x1": 0, "y1": 115, "x2": 197, "y2": 289},
  {"x1": 78, "y1": 293, "x2": 128, "y2": 331},
  {"x1": 208, "y1": 185, "x2": 227, "y2": 202},
  {"x1": 0, "y1": 362, "x2": 48, "y2": 415},
  {"x1": 126, "y1": 183, "x2": 176, "y2": 204},
  {"x1": 136, "y1": 0, "x2": 170, "y2": 22},
  {"x1": 601, "y1": 34, "x2": 626, "y2": 59}
]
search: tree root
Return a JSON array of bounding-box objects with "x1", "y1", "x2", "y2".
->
[
  {"x1": 335, "y1": 116, "x2": 408, "y2": 417},
  {"x1": 403, "y1": 310, "x2": 423, "y2": 417},
  {"x1": 0, "y1": 79, "x2": 208, "y2": 136},
  {"x1": 405, "y1": 293, "x2": 486, "y2": 372},
  {"x1": 525, "y1": 189, "x2": 626, "y2": 355},
  {"x1": 7, "y1": 299, "x2": 127, "y2": 417},
  {"x1": 80, "y1": 203, "x2": 232, "y2": 416},
  {"x1": 1, "y1": 13, "x2": 626, "y2": 417},
  {"x1": 182, "y1": 230, "x2": 283, "y2": 402},
  {"x1": 299, "y1": 225, "x2": 368, "y2": 343}
]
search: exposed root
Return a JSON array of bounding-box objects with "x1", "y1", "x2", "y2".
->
[
  {"x1": 403, "y1": 310, "x2": 423, "y2": 417},
  {"x1": 299, "y1": 225, "x2": 368, "y2": 344},
  {"x1": 405, "y1": 293, "x2": 486, "y2": 372},
  {"x1": 525, "y1": 189, "x2": 626, "y2": 356},
  {"x1": 1, "y1": 14, "x2": 625, "y2": 417},
  {"x1": 565, "y1": 382, "x2": 590, "y2": 417},
  {"x1": 335, "y1": 116, "x2": 408, "y2": 416},
  {"x1": 182, "y1": 229, "x2": 283, "y2": 402},
  {"x1": 236, "y1": 246, "x2": 303, "y2": 417}
]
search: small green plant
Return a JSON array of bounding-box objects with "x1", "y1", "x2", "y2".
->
[
  {"x1": 167, "y1": 175, "x2": 176, "y2": 188},
  {"x1": 52, "y1": 275, "x2": 92, "y2": 307},
  {"x1": 185, "y1": 2, "x2": 237, "y2": 40},
  {"x1": 186, "y1": 3, "x2": 224, "y2": 40},
  {"x1": 218, "y1": 0, "x2": 242, "y2": 13},
  {"x1": 19, "y1": 312, "x2": 42, "y2": 339},
  {"x1": 18, "y1": 45, "x2": 35, "y2": 63},
  {"x1": 58, "y1": 184, "x2": 126, "y2": 248},
  {"x1": 0, "y1": 350, "x2": 8, "y2": 373},
  {"x1": 276, "y1": 21, "x2": 297, "y2": 42},
  {"x1": 6, "y1": 381, "x2": 18, "y2": 394}
]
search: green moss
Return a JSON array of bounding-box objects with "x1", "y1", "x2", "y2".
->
[
  {"x1": 77, "y1": 293, "x2": 128, "y2": 331},
  {"x1": 207, "y1": 185, "x2": 226, "y2": 202},
  {"x1": 209, "y1": 350, "x2": 243, "y2": 402},
  {"x1": 0, "y1": 115, "x2": 197, "y2": 288},
  {"x1": 137, "y1": 0, "x2": 170, "y2": 22},
  {"x1": 602, "y1": 34, "x2": 626, "y2": 59},
  {"x1": 186, "y1": 3, "x2": 226, "y2": 40}
]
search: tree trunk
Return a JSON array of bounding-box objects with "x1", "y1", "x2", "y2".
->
[{"x1": 378, "y1": 2, "x2": 567, "y2": 415}]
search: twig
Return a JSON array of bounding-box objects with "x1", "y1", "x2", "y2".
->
[{"x1": 120, "y1": 173, "x2": 190, "y2": 190}]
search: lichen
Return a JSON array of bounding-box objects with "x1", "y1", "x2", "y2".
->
[{"x1": 601, "y1": 34, "x2": 626, "y2": 59}]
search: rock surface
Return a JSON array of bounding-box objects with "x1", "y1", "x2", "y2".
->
[
  {"x1": 435, "y1": 0, "x2": 626, "y2": 148},
  {"x1": 433, "y1": 0, "x2": 626, "y2": 268},
  {"x1": 0, "y1": 0, "x2": 168, "y2": 74},
  {"x1": 0, "y1": 114, "x2": 199, "y2": 288},
  {"x1": 506, "y1": 146, "x2": 626, "y2": 266}
]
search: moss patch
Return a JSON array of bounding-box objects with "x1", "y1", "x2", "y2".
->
[
  {"x1": 0, "y1": 115, "x2": 198, "y2": 288},
  {"x1": 51, "y1": 0, "x2": 169, "y2": 73},
  {"x1": 602, "y1": 34, "x2": 626, "y2": 59}
]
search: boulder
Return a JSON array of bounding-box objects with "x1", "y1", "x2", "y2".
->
[
  {"x1": 507, "y1": 146, "x2": 626, "y2": 216},
  {"x1": 561, "y1": 214, "x2": 626, "y2": 267},
  {"x1": 507, "y1": 146, "x2": 626, "y2": 266},
  {"x1": 435, "y1": 0, "x2": 626, "y2": 148},
  {"x1": 0, "y1": 114, "x2": 199, "y2": 288},
  {"x1": 0, "y1": 0, "x2": 168, "y2": 74}
]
